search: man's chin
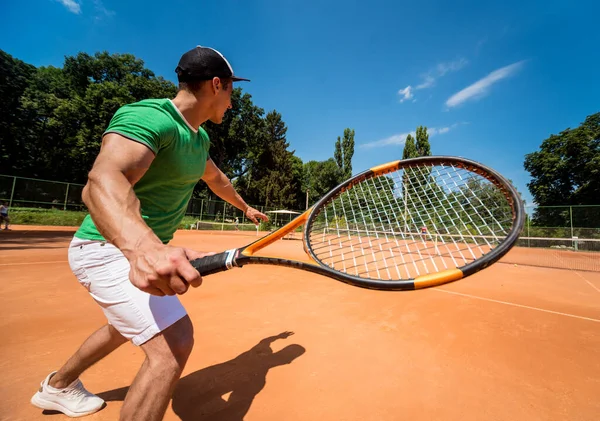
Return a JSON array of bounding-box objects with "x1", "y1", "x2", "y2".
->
[{"x1": 208, "y1": 116, "x2": 223, "y2": 124}]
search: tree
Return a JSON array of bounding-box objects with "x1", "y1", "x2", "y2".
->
[
  {"x1": 234, "y1": 111, "x2": 303, "y2": 209},
  {"x1": 0, "y1": 50, "x2": 178, "y2": 182},
  {"x1": 415, "y1": 125, "x2": 431, "y2": 156},
  {"x1": 334, "y1": 128, "x2": 355, "y2": 180},
  {"x1": 303, "y1": 159, "x2": 342, "y2": 207},
  {"x1": 0, "y1": 50, "x2": 37, "y2": 174},
  {"x1": 1, "y1": 49, "x2": 311, "y2": 212},
  {"x1": 524, "y1": 112, "x2": 600, "y2": 226},
  {"x1": 401, "y1": 128, "x2": 432, "y2": 231},
  {"x1": 402, "y1": 134, "x2": 417, "y2": 159}
]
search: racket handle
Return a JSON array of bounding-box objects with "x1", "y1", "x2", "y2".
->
[{"x1": 190, "y1": 249, "x2": 237, "y2": 276}]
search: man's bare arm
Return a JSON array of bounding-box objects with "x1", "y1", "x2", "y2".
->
[
  {"x1": 82, "y1": 133, "x2": 203, "y2": 296},
  {"x1": 201, "y1": 158, "x2": 268, "y2": 224},
  {"x1": 82, "y1": 133, "x2": 162, "y2": 255}
]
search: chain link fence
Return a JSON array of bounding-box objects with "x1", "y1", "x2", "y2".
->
[
  {"x1": 0, "y1": 174, "x2": 302, "y2": 229},
  {"x1": 2, "y1": 174, "x2": 600, "y2": 270}
]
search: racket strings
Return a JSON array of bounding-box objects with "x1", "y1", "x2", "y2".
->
[{"x1": 308, "y1": 163, "x2": 514, "y2": 280}]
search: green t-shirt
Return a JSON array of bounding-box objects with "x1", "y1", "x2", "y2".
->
[{"x1": 76, "y1": 98, "x2": 210, "y2": 243}]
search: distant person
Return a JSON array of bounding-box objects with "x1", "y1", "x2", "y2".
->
[
  {"x1": 0, "y1": 202, "x2": 9, "y2": 230},
  {"x1": 235, "y1": 216, "x2": 239, "y2": 230},
  {"x1": 30, "y1": 46, "x2": 268, "y2": 420},
  {"x1": 420, "y1": 225, "x2": 428, "y2": 236}
]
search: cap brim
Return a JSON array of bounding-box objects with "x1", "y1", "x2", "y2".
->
[{"x1": 231, "y1": 76, "x2": 251, "y2": 82}]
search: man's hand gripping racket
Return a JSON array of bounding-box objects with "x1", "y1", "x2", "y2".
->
[{"x1": 191, "y1": 156, "x2": 525, "y2": 290}]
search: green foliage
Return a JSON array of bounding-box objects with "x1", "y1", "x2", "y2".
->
[
  {"x1": 402, "y1": 134, "x2": 417, "y2": 159},
  {"x1": 334, "y1": 128, "x2": 355, "y2": 180},
  {"x1": 0, "y1": 49, "x2": 177, "y2": 183},
  {"x1": 303, "y1": 159, "x2": 342, "y2": 207},
  {"x1": 234, "y1": 110, "x2": 304, "y2": 209},
  {"x1": 415, "y1": 126, "x2": 431, "y2": 156},
  {"x1": 524, "y1": 112, "x2": 600, "y2": 226},
  {"x1": 0, "y1": 49, "x2": 359, "y2": 213},
  {"x1": 0, "y1": 51, "x2": 37, "y2": 173},
  {"x1": 9, "y1": 207, "x2": 88, "y2": 226},
  {"x1": 402, "y1": 127, "x2": 432, "y2": 228}
]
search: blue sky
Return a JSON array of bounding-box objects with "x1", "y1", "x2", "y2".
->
[{"x1": 2, "y1": 0, "x2": 599, "y2": 206}]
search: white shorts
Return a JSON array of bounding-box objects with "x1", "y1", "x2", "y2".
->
[{"x1": 68, "y1": 236, "x2": 187, "y2": 346}]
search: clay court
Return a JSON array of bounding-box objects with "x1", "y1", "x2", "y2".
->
[{"x1": 1, "y1": 226, "x2": 599, "y2": 421}]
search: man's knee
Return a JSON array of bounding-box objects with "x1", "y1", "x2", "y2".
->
[{"x1": 143, "y1": 316, "x2": 194, "y2": 369}]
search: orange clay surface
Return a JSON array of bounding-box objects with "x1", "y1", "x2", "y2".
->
[{"x1": 1, "y1": 225, "x2": 599, "y2": 421}]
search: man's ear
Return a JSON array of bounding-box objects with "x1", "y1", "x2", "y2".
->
[{"x1": 212, "y1": 77, "x2": 221, "y2": 93}]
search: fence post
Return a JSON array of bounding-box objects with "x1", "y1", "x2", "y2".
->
[
  {"x1": 199, "y1": 200, "x2": 204, "y2": 221},
  {"x1": 64, "y1": 183, "x2": 70, "y2": 211},
  {"x1": 527, "y1": 211, "x2": 530, "y2": 247},
  {"x1": 9, "y1": 176, "x2": 16, "y2": 208},
  {"x1": 221, "y1": 205, "x2": 226, "y2": 231},
  {"x1": 569, "y1": 206, "x2": 574, "y2": 238}
]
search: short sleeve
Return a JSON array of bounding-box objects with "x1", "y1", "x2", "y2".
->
[
  {"x1": 198, "y1": 127, "x2": 211, "y2": 160},
  {"x1": 103, "y1": 102, "x2": 174, "y2": 154}
]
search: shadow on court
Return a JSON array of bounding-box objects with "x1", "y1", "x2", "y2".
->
[
  {"x1": 97, "y1": 332, "x2": 306, "y2": 421},
  {"x1": 0, "y1": 229, "x2": 75, "y2": 250}
]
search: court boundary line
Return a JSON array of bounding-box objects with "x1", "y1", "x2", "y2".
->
[
  {"x1": 572, "y1": 271, "x2": 600, "y2": 294},
  {"x1": 435, "y1": 288, "x2": 600, "y2": 323},
  {"x1": 551, "y1": 253, "x2": 600, "y2": 294}
]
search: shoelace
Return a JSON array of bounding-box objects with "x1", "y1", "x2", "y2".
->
[{"x1": 59, "y1": 380, "x2": 92, "y2": 399}]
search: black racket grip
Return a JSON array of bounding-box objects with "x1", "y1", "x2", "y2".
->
[{"x1": 190, "y1": 250, "x2": 236, "y2": 277}]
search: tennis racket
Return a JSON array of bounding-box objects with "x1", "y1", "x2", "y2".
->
[{"x1": 190, "y1": 156, "x2": 525, "y2": 290}]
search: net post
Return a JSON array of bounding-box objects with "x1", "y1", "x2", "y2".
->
[{"x1": 433, "y1": 233, "x2": 440, "y2": 255}]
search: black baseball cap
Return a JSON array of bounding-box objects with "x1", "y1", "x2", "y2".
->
[{"x1": 175, "y1": 46, "x2": 250, "y2": 83}]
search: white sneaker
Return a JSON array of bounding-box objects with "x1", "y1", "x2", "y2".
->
[{"x1": 31, "y1": 371, "x2": 105, "y2": 417}]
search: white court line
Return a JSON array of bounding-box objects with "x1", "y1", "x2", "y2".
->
[
  {"x1": 0, "y1": 261, "x2": 67, "y2": 266},
  {"x1": 551, "y1": 251, "x2": 600, "y2": 294},
  {"x1": 435, "y1": 289, "x2": 600, "y2": 323},
  {"x1": 573, "y1": 271, "x2": 600, "y2": 294}
]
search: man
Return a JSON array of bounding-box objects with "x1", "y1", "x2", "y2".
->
[
  {"x1": 0, "y1": 202, "x2": 9, "y2": 230},
  {"x1": 30, "y1": 46, "x2": 268, "y2": 420}
]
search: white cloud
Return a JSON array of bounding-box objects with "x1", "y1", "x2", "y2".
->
[
  {"x1": 398, "y1": 86, "x2": 413, "y2": 103},
  {"x1": 57, "y1": 0, "x2": 81, "y2": 14},
  {"x1": 93, "y1": 0, "x2": 115, "y2": 19},
  {"x1": 415, "y1": 58, "x2": 468, "y2": 91},
  {"x1": 415, "y1": 75, "x2": 435, "y2": 90},
  {"x1": 399, "y1": 58, "x2": 468, "y2": 103},
  {"x1": 445, "y1": 60, "x2": 525, "y2": 108},
  {"x1": 435, "y1": 58, "x2": 469, "y2": 78},
  {"x1": 360, "y1": 123, "x2": 462, "y2": 149},
  {"x1": 361, "y1": 131, "x2": 416, "y2": 149}
]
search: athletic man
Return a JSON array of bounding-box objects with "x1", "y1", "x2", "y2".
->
[{"x1": 31, "y1": 46, "x2": 268, "y2": 420}]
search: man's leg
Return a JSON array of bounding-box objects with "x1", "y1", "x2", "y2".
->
[
  {"x1": 31, "y1": 324, "x2": 127, "y2": 417},
  {"x1": 120, "y1": 315, "x2": 194, "y2": 421},
  {"x1": 49, "y1": 324, "x2": 128, "y2": 388},
  {"x1": 32, "y1": 237, "x2": 191, "y2": 418}
]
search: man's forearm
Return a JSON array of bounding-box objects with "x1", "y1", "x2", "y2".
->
[
  {"x1": 206, "y1": 176, "x2": 249, "y2": 212},
  {"x1": 82, "y1": 169, "x2": 163, "y2": 257}
]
